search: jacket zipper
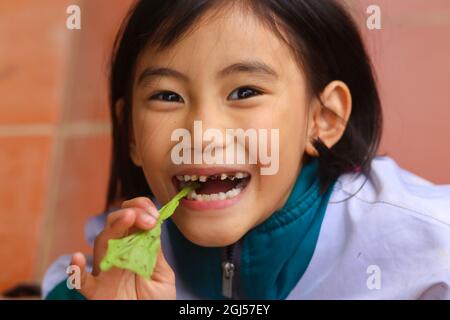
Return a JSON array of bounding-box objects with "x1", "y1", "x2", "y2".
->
[{"x1": 221, "y1": 244, "x2": 235, "y2": 299}]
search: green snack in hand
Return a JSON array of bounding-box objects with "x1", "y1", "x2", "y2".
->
[{"x1": 100, "y1": 183, "x2": 199, "y2": 279}]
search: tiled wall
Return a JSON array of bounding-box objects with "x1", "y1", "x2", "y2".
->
[
  {"x1": 0, "y1": 0, "x2": 449, "y2": 293},
  {"x1": 0, "y1": 0, "x2": 133, "y2": 292}
]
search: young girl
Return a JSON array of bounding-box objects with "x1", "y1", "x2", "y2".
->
[{"x1": 42, "y1": 0, "x2": 450, "y2": 300}]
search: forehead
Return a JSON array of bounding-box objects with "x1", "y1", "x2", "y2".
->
[{"x1": 134, "y1": 5, "x2": 302, "y2": 82}]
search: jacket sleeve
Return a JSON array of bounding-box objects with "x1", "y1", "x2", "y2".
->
[
  {"x1": 418, "y1": 272, "x2": 450, "y2": 300},
  {"x1": 45, "y1": 279, "x2": 86, "y2": 300}
]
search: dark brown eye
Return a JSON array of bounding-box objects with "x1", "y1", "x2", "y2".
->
[
  {"x1": 228, "y1": 87, "x2": 262, "y2": 100},
  {"x1": 149, "y1": 91, "x2": 184, "y2": 103}
]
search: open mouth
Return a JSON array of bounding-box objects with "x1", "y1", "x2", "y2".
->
[{"x1": 173, "y1": 171, "x2": 251, "y2": 202}]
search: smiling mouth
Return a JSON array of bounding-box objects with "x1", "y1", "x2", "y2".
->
[{"x1": 173, "y1": 171, "x2": 251, "y2": 202}]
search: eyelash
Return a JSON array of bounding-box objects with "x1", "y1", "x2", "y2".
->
[
  {"x1": 148, "y1": 91, "x2": 184, "y2": 103},
  {"x1": 148, "y1": 86, "x2": 263, "y2": 103},
  {"x1": 228, "y1": 86, "x2": 263, "y2": 100}
]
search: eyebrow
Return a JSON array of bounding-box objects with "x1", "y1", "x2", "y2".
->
[
  {"x1": 217, "y1": 60, "x2": 279, "y2": 79},
  {"x1": 137, "y1": 67, "x2": 189, "y2": 85},
  {"x1": 137, "y1": 60, "x2": 279, "y2": 86}
]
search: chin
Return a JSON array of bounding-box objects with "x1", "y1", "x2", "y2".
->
[{"x1": 173, "y1": 217, "x2": 246, "y2": 247}]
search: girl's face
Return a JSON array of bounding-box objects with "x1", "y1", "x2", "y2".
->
[{"x1": 130, "y1": 7, "x2": 312, "y2": 247}]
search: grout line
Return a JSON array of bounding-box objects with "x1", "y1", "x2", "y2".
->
[
  {"x1": 62, "y1": 122, "x2": 111, "y2": 136},
  {"x1": 0, "y1": 122, "x2": 111, "y2": 137},
  {"x1": 0, "y1": 124, "x2": 55, "y2": 136},
  {"x1": 33, "y1": 0, "x2": 87, "y2": 283}
]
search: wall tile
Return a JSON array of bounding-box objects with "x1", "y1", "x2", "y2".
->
[{"x1": 0, "y1": 136, "x2": 53, "y2": 291}]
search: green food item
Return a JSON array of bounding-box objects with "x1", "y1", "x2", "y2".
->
[{"x1": 99, "y1": 183, "x2": 199, "y2": 279}]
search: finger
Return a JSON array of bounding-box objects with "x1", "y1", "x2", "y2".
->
[
  {"x1": 93, "y1": 208, "x2": 158, "y2": 275},
  {"x1": 121, "y1": 197, "x2": 159, "y2": 219},
  {"x1": 121, "y1": 208, "x2": 161, "y2": 239},
  {"x1": 151, "y1": 246, "x2": 175, "y2": 285},
  {"x1": 99, "y1": 208, "x2": 158, "y2": 249},
  {"x1": 105, "y1": 208, "x2": 135, "y2": 229},
  {"x1": 93, "y1": 209, "x2": 137, "y2": 274},
  {"x1": 70, "y1": 252, "x2": 96, "y2": 299},
  {"x1": 109, "y1": 208, "x2": 157, "y2": 234},
  {"x1": 105, "y1": 208, "x2": 137, "y2": 239},
  {"x1": 133, "y1": 208, "x2": 159, "y2": 230}
]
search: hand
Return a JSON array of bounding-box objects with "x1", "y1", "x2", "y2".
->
[{"x1": 70, "y1": 197, "x2": 176, "y2": 299}]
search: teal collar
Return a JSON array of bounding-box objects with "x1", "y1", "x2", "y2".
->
[{"x1": 167, "y1": 159, "x2": 336, "y2": 299}]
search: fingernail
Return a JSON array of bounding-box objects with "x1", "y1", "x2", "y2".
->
[
  {"x1": 147, "y1": 206, "x2": 160, "y2": 219},
  {"x1": 142, "y1": 213, "x2": 156, "y2": 225}
]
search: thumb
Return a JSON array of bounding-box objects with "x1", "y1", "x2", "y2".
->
[{"x1": 70, "y1": 252, "x2": 97, "y2": 299}]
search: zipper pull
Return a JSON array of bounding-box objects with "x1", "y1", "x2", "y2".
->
[{"x1": 222, "y1": 261, "x2": 235, "y2": 299}]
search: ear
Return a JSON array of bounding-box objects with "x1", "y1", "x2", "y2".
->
[
  {"x1": 116, "y1": 98, "x2": 143, "y2": 167},
  {"x1": 305, "y1": 80, "x2": 352, "y2": 157}
]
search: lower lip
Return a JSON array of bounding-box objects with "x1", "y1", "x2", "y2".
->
[{"x1": 180, "y1": 184, "x2": 248, "y2": 211}]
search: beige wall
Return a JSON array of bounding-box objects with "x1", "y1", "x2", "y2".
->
[
  {"x1": 0, "y1": 0, "x2": 449, "y2": 293},
  {"x1": 358, "y1": 0, "x2": 450, "y2": 183}
]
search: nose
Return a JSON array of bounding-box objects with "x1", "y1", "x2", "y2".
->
[{"x1": 182, "y1": 100, "x2": 232, "y2": 163}]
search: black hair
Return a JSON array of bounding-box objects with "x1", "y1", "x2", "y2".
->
[{"x1": 105, "y1": 0, "x2": 383, "y2": 210}]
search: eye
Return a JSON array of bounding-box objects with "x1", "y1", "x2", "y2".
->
[
  {"x1": 149, "y1": 91, "x2": 184, "y2": 103},
  {"x1": 227, "y1": 86, "x2": 262, "y2": 101}
]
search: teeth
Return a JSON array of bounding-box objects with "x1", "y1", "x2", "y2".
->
[
  {"x1": 177, "y1": 172, "x2": 249, "y2": 182},
  {"x1": 210, "y1": 193, "x2": 219, "y2": 201},
  {"x1": 176, "y1": 175, "x2": 200, "y2": 182},
  {"x1": 187, "y1": 186, "x2": 243, "y2": 202},
  {"x1": 226, "y1": 187, "x2": 242, "y2": 198},
  {"x1": 235, "y1": 180, "x2": 246, "y2": 189}
]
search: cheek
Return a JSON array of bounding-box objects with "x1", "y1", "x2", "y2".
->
[
  {"x1": 132, "y1": 110, "x2": 178, "y2": 179},
  {"x1": 261, "y1": 94, "x2": 307, "y2": 166},
  {"x1": 253, "y1": 97, "x2": 307, "y2": 213},
  {"x1": 281, "y1": 97, "x2": 308, "y2": 161},
  {"x1": 133, "y1": 108, "x2": 175, "y2": 155}
]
